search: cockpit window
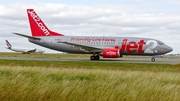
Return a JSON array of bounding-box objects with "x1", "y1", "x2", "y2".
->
[{"x1": 157, "y1": 41, "x2": 164, "y2": 45}]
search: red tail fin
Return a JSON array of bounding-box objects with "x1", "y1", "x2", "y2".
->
[{"x1": 27, "y1": 9, "x2": 64, "y2": 36}]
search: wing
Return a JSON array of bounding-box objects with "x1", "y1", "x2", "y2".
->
[{"x1": 61, "y1": 42, "x2": 103, "y2": 53}]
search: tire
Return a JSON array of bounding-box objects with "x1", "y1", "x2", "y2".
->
[
  {"x1": 90, "y1": 56, "x2": 95, "y2": 60},
  {"x1": 95, "y1": 56, "x2": 100, "y2": 60},
  {"x1": 151, "y1": 58, "x2": 155, "y2": 62}
]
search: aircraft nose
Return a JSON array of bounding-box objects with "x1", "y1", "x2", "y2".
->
[{"x1": 167, "y1": 45, "x2": 173, "y2": 53}]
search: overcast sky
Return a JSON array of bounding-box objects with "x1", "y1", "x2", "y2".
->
[{"x1": 0, "y1": 0, "x2": 180, "y2": 53}]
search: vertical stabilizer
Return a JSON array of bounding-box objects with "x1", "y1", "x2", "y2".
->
[
  {"x1": 5, "y1": 40, "x2": 12, "y2": 47},
  {"x1": 27, "y1": 9, "x2": 64, "y2": 36}
]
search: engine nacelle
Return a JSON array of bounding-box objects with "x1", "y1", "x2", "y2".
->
[{"x1": 102, "y1": 48, "x2": 121, "y2": 58}]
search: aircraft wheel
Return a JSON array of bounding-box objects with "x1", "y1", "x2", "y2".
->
[
  {"x1": 151, "y1": 58, "x2": 155, "y2": 62},
  {"x1": 95, "y1": 56, "x2": 100, "y2": 60},
  {"x1": 90, "y1": 56, "x2": 95, "y2": 60}
]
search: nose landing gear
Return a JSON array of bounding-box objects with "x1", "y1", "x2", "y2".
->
[{"x1": 151, "y1": 57, "x2": 155, "y2": 62}]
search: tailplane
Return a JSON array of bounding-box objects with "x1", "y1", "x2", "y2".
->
[
  {"x1": 5, "y1": 40, "x2": 12, "y2": 47},
  {"x1": 27, "y1": 9, "x2": 64, "y2": 36}
]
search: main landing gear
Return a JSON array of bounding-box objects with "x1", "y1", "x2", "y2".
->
[
  {"x1": 90, "y1": 55, "x2": 100, "y2": 60},
  {"x1": 151, "y1": 57, "x2": 155, "y2": 62}
]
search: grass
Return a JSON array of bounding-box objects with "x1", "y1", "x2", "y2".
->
[
  {"x1": 0, "y1": 66, "x2": 180, "y2": 101},
  {"x1": 0, "y1": 59, "x2": 180, "y2": 72},
  {"x1": 0, "y1": 59, "x2": 180, "y2": 101}
]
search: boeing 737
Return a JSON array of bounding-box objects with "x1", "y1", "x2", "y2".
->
[
  {"x1": 14, "y1": 9, "x2": 173, "y2": 61},
  {"x1": 5, "y1": 40, "x2": 45, "y2": 54}
]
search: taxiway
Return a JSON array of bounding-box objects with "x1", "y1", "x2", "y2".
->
[{"x1": 0, "y1": 57, "x2": 179, "y2": 64}]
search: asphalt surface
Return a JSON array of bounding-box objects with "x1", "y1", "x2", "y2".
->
[{"x1": 0, "y1": 56, "x2": 179, "y2": 64}]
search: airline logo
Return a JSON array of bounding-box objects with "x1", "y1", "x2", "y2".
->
[
  {"x1": 5, "y1": 40, "x2": 12, "y2": 47},
  {"x1": 71, "y1": 37, "x2": 115, "y2": 42},
  {"x1": 120, "y1": 39, "x2": 146, "y2": 53},
  {"x1": 70, "y1": 37, "x2": 146, "y2": 53},
  {"x1": 28, "y1": 10, "x2": 50, "y2": 36},
  {"x1": 106, "y1": 51, "x2": 117, "y2": 55}
]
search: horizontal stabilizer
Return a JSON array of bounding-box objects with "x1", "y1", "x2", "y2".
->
[{"x1": 13, "y1": 33, "x2": 40, "y2": 40}]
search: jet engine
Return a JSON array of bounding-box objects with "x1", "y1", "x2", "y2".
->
[{"x1": 102, "y1": 48, "x2": 121, "y2": 58}]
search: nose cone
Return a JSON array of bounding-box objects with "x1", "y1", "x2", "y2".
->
[{"x1": 167, "y1": 45, "x2": 173, "y2": 53}]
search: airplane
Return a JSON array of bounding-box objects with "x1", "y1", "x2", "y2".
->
[
  {"x1": 5, "y1": 40, "x2": 45, "y2": 54},
  {"x1": 13, "y1": 9, "x2": 173, "y2": 61}
]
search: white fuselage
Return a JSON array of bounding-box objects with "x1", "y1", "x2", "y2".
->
[{"x1": 6, "y1": 47, "x2": 45, "y2": 54}]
